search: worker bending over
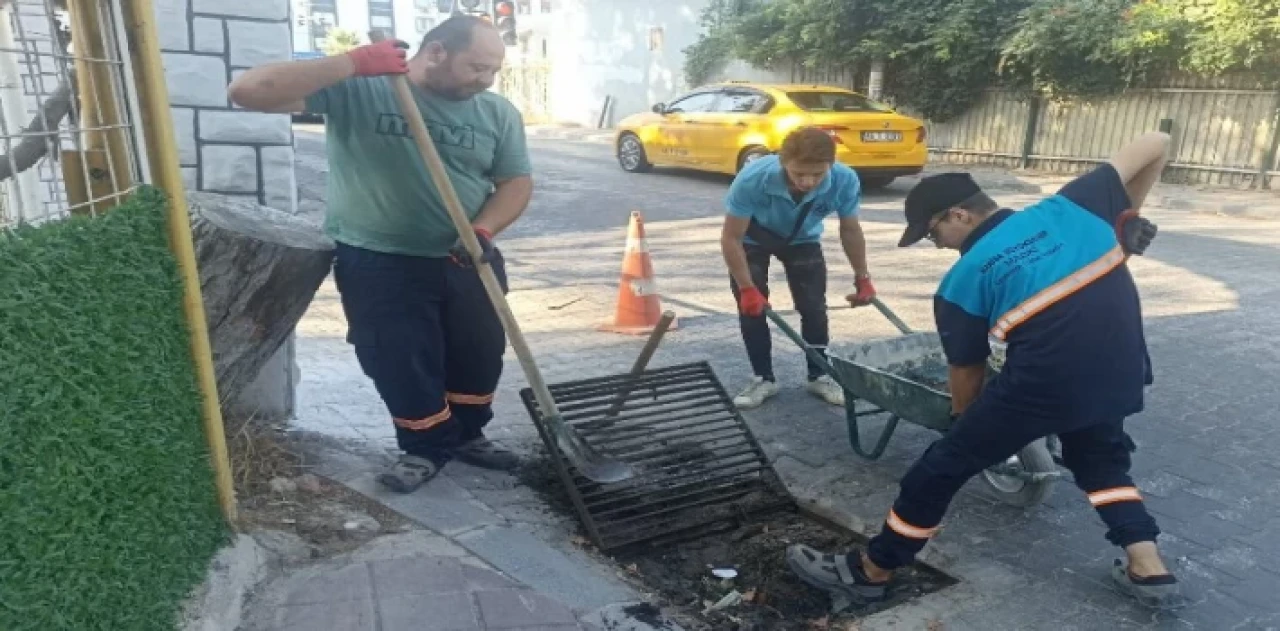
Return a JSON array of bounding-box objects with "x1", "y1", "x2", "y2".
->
[
  {"x1": 229, "y1": 16, "x2": 532, "y2": 492},
  {"x1": 787, "y1": 132, "x2": 1180, "y2": 609},
  {"x1": 721, "y1": 127, "x2": 877, "y2": 410}
]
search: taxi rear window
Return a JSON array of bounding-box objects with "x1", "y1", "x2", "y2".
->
[{"x1": 786, "y1": 91, "x2": 893, "y2": 113}]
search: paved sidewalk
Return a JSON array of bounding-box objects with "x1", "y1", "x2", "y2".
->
[{"x1": 270, "y1": 553, "x2": 594, "y2": 631}]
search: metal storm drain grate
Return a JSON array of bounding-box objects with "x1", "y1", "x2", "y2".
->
[{"x1": 519, "y1": 361, "x2": 794, "y2": 552}]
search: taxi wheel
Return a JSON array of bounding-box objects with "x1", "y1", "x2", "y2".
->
[
  {"x1": 617, "y1": 133, "x2": 652, "y2": 173},
  {"x1": 737, "y1": 146, "x2": 771, "y2": 172}
]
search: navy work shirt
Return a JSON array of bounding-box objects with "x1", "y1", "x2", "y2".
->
[{"x1": 933, "y1": 165, "x2": 1152, "y2": 423}]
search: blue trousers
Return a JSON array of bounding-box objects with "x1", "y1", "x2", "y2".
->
[
  {"x1": 867, "y1": 393, "x2": 1162, "y2": 570},
  {"x1": 332, "y1": 242, "x2": 508, "y2": 464}
]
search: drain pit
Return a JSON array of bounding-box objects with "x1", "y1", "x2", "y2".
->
[{"x1": 519, "y1": 456, "x2": 957, "y2": 630}]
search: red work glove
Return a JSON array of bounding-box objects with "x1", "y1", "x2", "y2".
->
[
  {"x1": 738, "y1": 286, "x2": 769, "y2": 317},
  {"x1": 347, "y1": 39, "x2": 409, "y2": 76},
  {"x1": 449, "y1": 227, "x2": 496, "y2": 267},
  {"x1": 847, "y1": 276, "x2": 876, "y2": 307}
]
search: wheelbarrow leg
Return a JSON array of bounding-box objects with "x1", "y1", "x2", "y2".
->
[{"x1": 845, "y1": 402, "x2": 900, "y2": 460}]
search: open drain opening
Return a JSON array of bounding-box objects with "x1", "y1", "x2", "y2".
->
[
  {"x1": 517, "y1": 361, "x2": 957, "y2": 629},
  {"x1": 519, "y1": 454, "x2": 958, "y2": 630}
]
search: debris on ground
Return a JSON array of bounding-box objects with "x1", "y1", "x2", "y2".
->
[
  {"x1": 226, "y1": 415, "x2": 410, "y2": 561},
  {"x1": 516, "y1": 450, "x2": 953, "y2": 630}
]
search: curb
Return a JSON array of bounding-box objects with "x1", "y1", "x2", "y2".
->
[
  {"x1": 180, "y1": 534, "x2": 269, "y2": 631},
  {"x1": 525, "y1": 126, "x2": 616, "y2": 144}
]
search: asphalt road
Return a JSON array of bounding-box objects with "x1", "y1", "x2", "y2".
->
[{"x1": 292, "y1": 125, "x2": 1280, "y2": 628}]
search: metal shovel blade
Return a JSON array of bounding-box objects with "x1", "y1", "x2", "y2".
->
[{"x1": 543, "y1": 412, "x2": 634, "y2": 484}]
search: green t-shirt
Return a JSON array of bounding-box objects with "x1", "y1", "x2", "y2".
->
[{"x1": 304, "y1": 77, "x2": 531, "y2": 257}]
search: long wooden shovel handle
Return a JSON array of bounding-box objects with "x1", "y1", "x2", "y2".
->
[{"x1": 367, "y1": 33, "x2": 563, "y2": 424}]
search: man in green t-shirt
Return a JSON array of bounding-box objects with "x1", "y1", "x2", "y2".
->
[{"x1": 229, "y1": 15, "x2": 533, "y2": 493}]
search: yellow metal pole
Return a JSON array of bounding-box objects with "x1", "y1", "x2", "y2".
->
[{"x1": 120, "y1": 0, "x2": 237, "y2": 525}]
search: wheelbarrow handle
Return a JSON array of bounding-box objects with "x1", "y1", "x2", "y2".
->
[
  {"x1": 762, "y1": 308, "x2": 841, "y2": 382},
  {"x1": 869, "y1": 297, "x2": 914, "y2": 335}
]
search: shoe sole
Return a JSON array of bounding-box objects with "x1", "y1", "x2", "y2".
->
[
  {"x1": 1110, "y1": 563, "x2": 1186, "y2": 609},
  {"x1": 377, "y1": 473, "x2": 426, "y2": 494},
  {"x1": 784, "y1": 549, "x2": 886, "y2": 604}
]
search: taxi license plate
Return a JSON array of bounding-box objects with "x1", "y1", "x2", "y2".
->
[{"x1": 861, "y1": 131, "x2": 901, "y2": 143}]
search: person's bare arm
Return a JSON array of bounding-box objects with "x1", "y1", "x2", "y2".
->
[
  {"x1": 1107, "y1": 132, "x2": 1171, "y2": 213},
  {"x1": 838, "y1": 216, "x2": 870, "y2": 278},
  {"x1": 948, "y1": 364, "x2": 986, "y2": 416},
  {"x1": 472, "y1": 176, "x2": 533, "y2": 236},
  {"x1": 227, "y1": 55, "x2": 356, "y2": 113},
  {"x1": 721, "y1": 216, "x2": 755, "y2": 289}
]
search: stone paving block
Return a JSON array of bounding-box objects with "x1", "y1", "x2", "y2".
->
[
  {"x1": 475, "y1": 589, "x2": 579, "y2": 629},
  {"x1": 461, "y1": 563, "x2": 523, "y2": 590},
  {"x1": 456, "y1": 524, "x2": 635, "y2": 611},
  {"x1": 378, "y1": 593, "x2": 480, "y2": 630},
  {"x1": 346, "y1": 474, "x2": 507, "y2": 537},
  {"x1": 285, "y1": 563, "x2": 373, "y2": 605},
  {"x1": 369, "y1": 555, "x2": 466, "y2": 598},
  {"x1": 276, "y1": 598, "x2": 377, "y2": 631}
]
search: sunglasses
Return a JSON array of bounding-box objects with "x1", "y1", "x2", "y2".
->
[{"x1": 924, "y1": 212, "x2": 948, "y2": 243}]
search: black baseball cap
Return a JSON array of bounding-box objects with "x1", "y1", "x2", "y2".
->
[{"x1": 898, "y1": 172, "x2": 982, "y2": 247}]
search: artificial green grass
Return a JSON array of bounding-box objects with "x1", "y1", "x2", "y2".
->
[{"x1": 0, "y1": 186, "x2": 229, "y2": 631}]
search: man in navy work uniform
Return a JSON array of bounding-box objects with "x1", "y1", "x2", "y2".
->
[
  {"x1": 721, "y1": 127, "x2": 877, "y2": 410},
  {"x1": 786, "y1": 132, "x2": 1181, "y2": 609},
  {"x1": 228, "y1": 16, "x2": 532, "y2": 493}
]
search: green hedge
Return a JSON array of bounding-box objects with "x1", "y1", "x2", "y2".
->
[{"x1": 0, "y1": 186, "x2": 228, "y2": 631}]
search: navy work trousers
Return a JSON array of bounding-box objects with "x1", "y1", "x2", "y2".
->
[
  {"x1": 333, "y1": 242, "x2": 508, "y2": 465},
  {"x1": 729, "y1": 241, "x2": 830, "y2": 381},
  {"x1": 866, "y1": 393, "x2": 1162, "y2": 570}
]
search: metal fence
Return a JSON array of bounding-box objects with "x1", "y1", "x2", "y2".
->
[
  {"x1": 0, "y1": 0, "x2": 145, "y2": 229},
  {"x1": 496, "y1": 60, "x2": 551, "y2": 124},
  {"x1": 913, "y1": 76, "x2": 1280, "y2": 189}
]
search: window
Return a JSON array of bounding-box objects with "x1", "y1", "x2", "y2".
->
[
  {"x1": 415, "y1": 16, "x2": 435, "y2": 32},
  {"x1": 540, "y1": 0, "x2": 551, "y2": 12},
  {"x1": 370, "y1": 14, "x2": 394, "y2": 28},
  {"x1": 517, "y1": 0, "x2": 531, "y2": 13},
  {"x1": 665, "y1": 92, "x2": 717, "y2": 113},
  {"x1": 716, "y1": 90, "x2": 770, "y2": 114},
  {"x1": 785, "y1": 91, "x2": 893, "y2": 113},
  {"x1": 647, "y1": 27, "x2": 663, "y2": 51}
]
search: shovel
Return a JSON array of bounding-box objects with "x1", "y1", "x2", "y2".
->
[{"x1": 369, "y1": 32, "x2": 633, "y2": 484}]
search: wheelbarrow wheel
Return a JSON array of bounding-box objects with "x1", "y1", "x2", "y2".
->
[{"x1": 980, "y1": 438, "x2": 1056, "y2": 508}]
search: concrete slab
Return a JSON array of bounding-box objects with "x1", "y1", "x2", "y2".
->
[{"x1": 475, "y1": 590, "x2": 579, "y2": 629}]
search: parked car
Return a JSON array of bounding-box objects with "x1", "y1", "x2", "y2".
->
[{"x1": 613, "y1": 82, "x2": 928, "y2": 189}]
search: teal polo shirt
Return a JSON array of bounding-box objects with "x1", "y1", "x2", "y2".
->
[{"x1": 724, "y1": 154, "x2": 861, "y2": 245}]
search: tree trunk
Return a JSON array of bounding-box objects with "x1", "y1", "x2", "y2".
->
[{"x1": 187, "y1": 191, "x2": 335, "y2": 408}]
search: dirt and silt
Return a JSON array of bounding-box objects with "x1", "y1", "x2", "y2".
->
[{"x1": 517, "y1": 451, "x2": 954, "y2": 631}]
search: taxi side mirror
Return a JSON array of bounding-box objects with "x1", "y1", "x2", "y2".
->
[{"x1": 652, "y1": 103, "x2": 667, "y2": 114}]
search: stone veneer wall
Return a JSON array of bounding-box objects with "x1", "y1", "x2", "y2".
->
[
  {"x1": 154, "y1": 0, "x2": 298, "y2": 214},
  {"x1": 155, "y1": 0, "x2": 302, "y2": 420}
]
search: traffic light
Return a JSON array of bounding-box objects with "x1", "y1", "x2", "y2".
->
[{"x1": 494, "y1": 1, "x2": 517, "y2": 46}]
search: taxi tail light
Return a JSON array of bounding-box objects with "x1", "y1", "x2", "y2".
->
[
  {"x1": 815, "y1": 125, "x2": 848, "y2": 144},
  {"x1": 916, "y1": 126, "x2": 927, "y2": 144}
]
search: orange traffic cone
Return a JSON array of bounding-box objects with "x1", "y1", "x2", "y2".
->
[{"x1": 598, "y1": 211, "x2": 678, "y2": 335}]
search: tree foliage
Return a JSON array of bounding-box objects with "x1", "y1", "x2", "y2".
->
[
  {"x1": 321, "y1": 28, "x2": 362, "y2": 56},
  {"x1": 685, "y1": 0, "x2": 1280, "y2": 121}
]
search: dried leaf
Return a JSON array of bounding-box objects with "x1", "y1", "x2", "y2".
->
[
  {"x1": 569, "y1": 534, "x2": 589, "y2": 547},
  {"x1": 839, "y1": 621, "x2": 862, "y2": 631},
  {"x1": 808, "y1": 615, "x2": 831, "y2": 630},
  {"x1": 742, "y1": 588, "x2": 757, "y2": 603},
  {"x1": 926, "y1": 620, "x2": 945, "y2": 631},
  {"x1": 626, "y1": 563, "x2": 640, "y2": 575}
]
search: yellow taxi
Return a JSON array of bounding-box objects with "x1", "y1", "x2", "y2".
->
[{"x1": 614, "y1": 82, "x2": 928, "y2": 189}]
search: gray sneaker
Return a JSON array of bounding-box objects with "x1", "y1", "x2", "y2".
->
[
  {"x1": 376, "y1": 455, "x2": 442, "y2": 493},
  {"x1": 452, "y1": 437, "x2": 521, "y2": 471}
]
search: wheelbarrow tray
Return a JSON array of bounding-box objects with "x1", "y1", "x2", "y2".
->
[{"x1": 829, "y1": 332, "x2": 955, "y2": 432}]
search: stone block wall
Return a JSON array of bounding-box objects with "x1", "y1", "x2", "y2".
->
[
  {"x1": 155, "y1": 0, "x2": 302, "y2": 421},
  {"x1": 154, "y1": 0, "x2": 298, "y2": 215}
]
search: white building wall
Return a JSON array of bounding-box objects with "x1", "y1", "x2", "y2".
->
[{"x1": 529, "y1": 0, "x2": 712, "y2": 128}]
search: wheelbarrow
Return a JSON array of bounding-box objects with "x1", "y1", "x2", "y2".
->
[{"x1": 764, "y1": 298, "x2": 1062, "y2": 508}]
